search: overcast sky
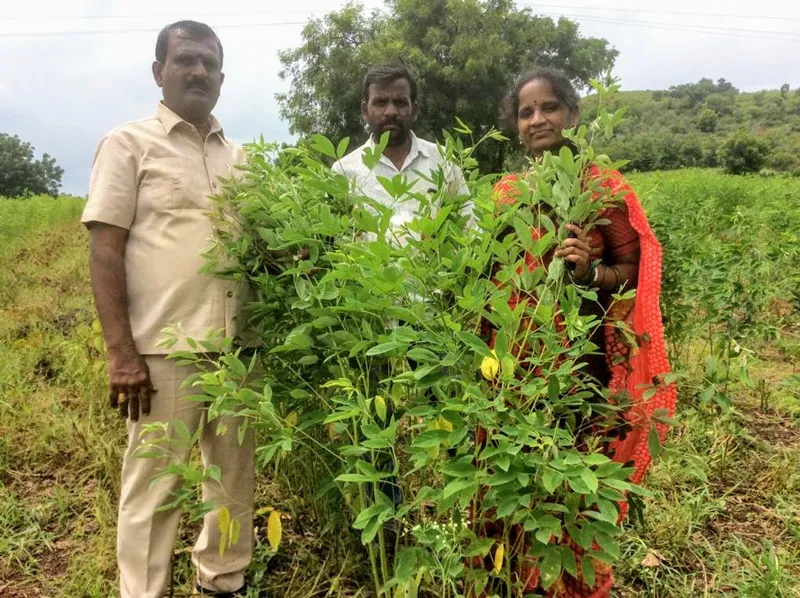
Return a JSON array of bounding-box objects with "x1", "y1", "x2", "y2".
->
[{"x1": 2, "y1": 0, "x2": 798, "y2": 195}]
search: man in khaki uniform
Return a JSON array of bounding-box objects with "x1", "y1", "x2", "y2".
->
[{"x1": 82, "y1": 21, "x2": 254, "y2": 598}]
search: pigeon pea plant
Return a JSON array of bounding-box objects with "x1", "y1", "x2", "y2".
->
[{"x1": 173, "y1": 79, "x2": 658, "y2": 597}]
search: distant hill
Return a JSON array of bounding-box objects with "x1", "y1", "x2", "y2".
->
[{"x1": 581, "y1": 78, "x2": 800, "y2": 174}]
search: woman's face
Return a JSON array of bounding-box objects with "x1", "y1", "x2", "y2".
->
[{"x1": 516, "y1": 78, "x2": 577, "y2": 157}]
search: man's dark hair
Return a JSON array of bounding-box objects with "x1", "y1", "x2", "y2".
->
[
  {"x1": 362, "y1": 62, "x2": 418, "y2": 103},
  {"x1": 155, "y1": 20, "x2": 224, "y2": 66},
  {"x1": 500, "y1": 67, "x2": 580, "y2": 133}
]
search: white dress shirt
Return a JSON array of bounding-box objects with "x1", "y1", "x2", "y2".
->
[{"x1": 332, "y1": 131, "x2": 469, "y2": 241}]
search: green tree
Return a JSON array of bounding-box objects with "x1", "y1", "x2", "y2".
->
[
  {"x1": 696, "y1": 107, "x2": 718, "y2": 133},
  {"x1": 717, "y1": 132, "x2": 770, "y2": 175},
  {"x1": 277, "y1": 0, "x2": 617, "y2": 172},
  {"x1": 0, "y1": 134, "x2": 63, "y2": 197}
]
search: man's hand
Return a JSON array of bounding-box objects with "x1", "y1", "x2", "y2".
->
[
  {"x1": 88, "y1": 221, "x2": 157, "y2": 422},
  {"x1": 107, "y1": 348, "x2": 156, "y2": 422}
]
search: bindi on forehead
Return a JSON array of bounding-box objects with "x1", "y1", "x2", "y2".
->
[{"x1": 523, "y1": 99, "x2": 559, "y2": 106}]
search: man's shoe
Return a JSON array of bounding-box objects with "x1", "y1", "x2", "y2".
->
[{"x1": 194, "y1": 583, "x2": 267, "y2": 598}]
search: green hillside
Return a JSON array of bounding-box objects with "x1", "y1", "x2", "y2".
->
[{"x1": 582, "y1": 79, "x2": 800, "y2": 174}]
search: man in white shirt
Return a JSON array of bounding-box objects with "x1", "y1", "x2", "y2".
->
[{"x1": 332, "y1": 62, "x2": 469, "y2": 238}]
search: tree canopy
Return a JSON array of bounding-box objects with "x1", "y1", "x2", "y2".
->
[
  {"x1": 0, "y1": 134, "x2": 64, "y2": 198},
  {"x1": 277, "y1": 0, "x2": 617, "y2": 172},
  {"x1": 583, "y1": 80, "x2": 800, "y2": 174}
]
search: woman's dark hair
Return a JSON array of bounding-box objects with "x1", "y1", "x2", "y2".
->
[
  {"x1": 362, "y1": 62, "x2": 419, "y2": 103},
  {"x1": 499, "y1": 67, "x2": 580, "y2": 133},
  {"x1": 156, "y1": 20, "x2": 224, "y2": 66}
]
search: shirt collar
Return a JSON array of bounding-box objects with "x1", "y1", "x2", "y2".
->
[{"x1": 156, "y1": 101, "x2": 226, "y2": 141}]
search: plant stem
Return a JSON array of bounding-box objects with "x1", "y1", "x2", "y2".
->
[
  {"x1": 358, "y1": 481, "x2": 382, "y2": 596},
  {"x1": 378, "y1": 526, "x2": 389, "y2": 586}
]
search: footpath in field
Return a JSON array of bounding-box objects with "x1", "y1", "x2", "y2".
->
[{"x1": 0, "y1": 174, "x2": 799, "y2": 597}]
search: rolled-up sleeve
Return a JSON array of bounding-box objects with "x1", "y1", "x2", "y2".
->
[{"x1": 82, "y1": 131, "x2": 138, "y2": 230}]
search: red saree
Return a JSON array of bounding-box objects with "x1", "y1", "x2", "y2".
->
[{"x1": 470, "y1": 166, "x2": 677, "y2": 597}]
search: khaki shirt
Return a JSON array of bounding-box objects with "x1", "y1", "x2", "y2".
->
[{"x1": 82, "y1": 102, "x2": 249, "y2": 355}]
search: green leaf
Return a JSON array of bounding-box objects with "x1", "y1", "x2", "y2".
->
[
  {"x1": 582, "y1": 555, "x2": 596, "y2": 588},
  {"x1": 312, "y1": 316, "x2": 338, "y2": 329},
  {"x1": 580, "y1": 468, "x2": 599, "y2": 493},
  {"x1": 406, "y1": 347, "x2": 439, "y2": 362},
  {"x1": 595, "y1": 533, "x2": 620, "y2": 559},
  {"x1": 584, "y1": 453, "x2": 610, "y2": 466},
  {"x1": 443, "y1": 478, "x2": 476, "y2": 499},
  {"x1": 412, "y1": 430, "x2": 450, "y2": 449},
  {"x1": 463, "y1": 538, "x2": 496, "y2": 557},
  {"x1": 335, "y1": 473, "x2": 376, "y2": 483},
  {"x1": 597, "y1": 498, "x2": 619, "y2": 524},
  {"x1": 361, "y1": 515, "x2": 382, "y2": 544},
  {"x1": 310, "y1": 134, "x2": 337, "y2": 159},
  {"x1": 395, "y1": 548, "x2": 417, "y2": 582},
  {"x1": 540, "y1": 548, "x2": 563, "y2": 589},
  {"x1": 454, "y1": 116, "x2": 472, "y2": 135},
  {"x1": 206, "y1": 464, "x2": 222, "y2": 482},
  {"x1": 648, "y1": 426, "x2": 663, "y2": 459},
  {"x1": 561, "y1": 546, "x2": 578, "y2": 578},
  {"x1": 567, "y1": 477, "x2": 593, "y2": 494},
  {"x1": 323, "y1": 408, "x2": 362, "y2": 424},
  {"x1": 548, "y1": 375, "x2": 560, "y2": 403},
  {"x1": 298, "y1": 354, "x2": 319, "y2": 366},
  {"x1": 366, "y1": 342, "x2": 404, "y2": 356},
  {"x1": 173, "y1": 418, "x2": 192, "y2": 445},
  {"x1": 541, "y1": 469, "x2": 563, "y2": 493},
  {"x1": 600, "y1": 478, "x2": 631, "y2": 491},
  {"x1": 374, "y1": 395, "x2": 387, "y2": 423},
  {"x1": 336, "y1": 137, "x2": 350, "y2": 159},
  {"x1": 221, "y1": 354, "x2": 247, "y2": 379},
  {"x1": 456, "y1": 330, "x2": 495, "y2": 359}
]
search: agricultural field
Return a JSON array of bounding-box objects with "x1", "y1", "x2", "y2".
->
[{"x1": 0, "y1": 170, "x2": 799, "y2": 598}]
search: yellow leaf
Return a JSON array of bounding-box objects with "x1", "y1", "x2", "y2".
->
[
  {"x1": 480, "y1": 351, "x2": 500, "y2": 380},
  {"x1": 217, "y1": 506, "x2": 231, "y2": 536},
  {"x1": 217, "y1": 506, "x2": 231, "y2": 558},
  {"x1": 436, "y1": 415, "x2": 453, "y2": 432},
  {"x1": 267, "y1": 510, "x2": 282, "y2": 551},
  {"x1": 285, "y1": 411, "x2": 298, "y2": 427},
  {"x1": 229, "y1": 517, "x2": 241, "y2": 549},
  {"x1": 493, "y1": 543, "x2": 505, "y2": 574},
  {"x1": 327, "y1": 423, "x2": 337, "y2": 441}
]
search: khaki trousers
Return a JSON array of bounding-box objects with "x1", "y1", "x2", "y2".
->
[{"x1": 117, "y1": 355, "x2": 255, "y2": 598}]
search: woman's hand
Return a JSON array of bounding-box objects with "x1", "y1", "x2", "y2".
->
[{"x1": 555, "y1": 223, "x2": 593, "y2": 281}]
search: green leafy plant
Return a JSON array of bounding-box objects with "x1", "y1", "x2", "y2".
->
[{"x1": 162, "y1": 78, "x2": 667, "y2": 598}]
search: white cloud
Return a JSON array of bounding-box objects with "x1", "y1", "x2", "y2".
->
[{"x1": 1, "y1": 0, "x2": 798, "y2": 194}]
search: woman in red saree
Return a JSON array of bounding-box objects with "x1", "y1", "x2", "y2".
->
[{"x1": 469, "y1": 68, "x2": 676, "y2": 597}]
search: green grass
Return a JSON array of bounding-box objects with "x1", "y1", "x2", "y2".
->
[{"x1": 0, "y1": 172, "x2": 799, "y2": 597}]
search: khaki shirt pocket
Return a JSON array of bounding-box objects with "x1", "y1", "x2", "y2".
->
[{"x1": 140, "y1": 157, "x2": 209, "y2": 211}]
